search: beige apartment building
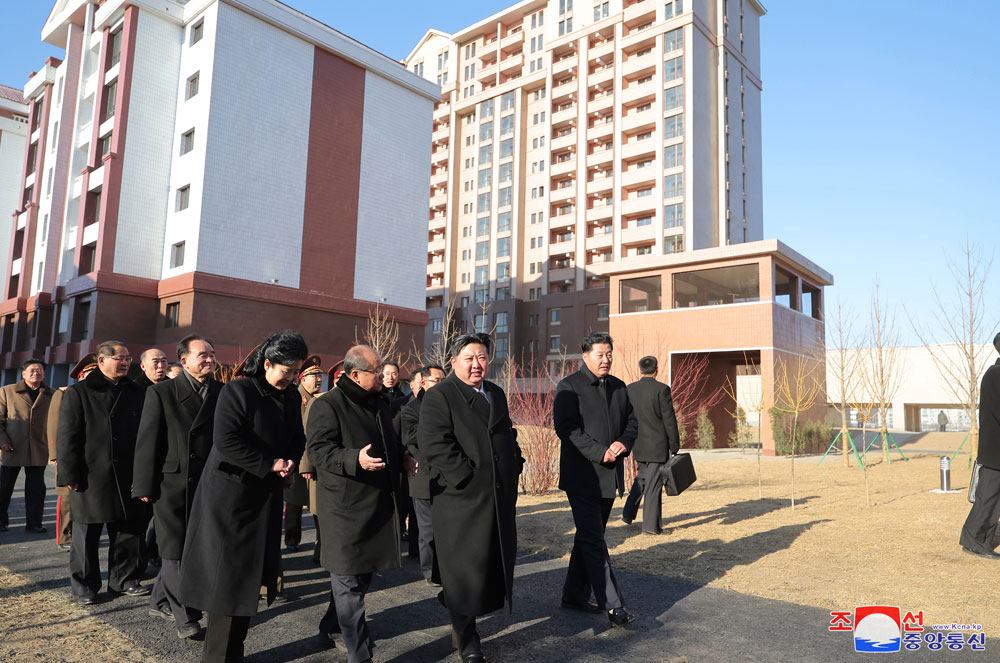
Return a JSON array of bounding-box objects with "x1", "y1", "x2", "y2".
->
[{"x1": 406, "y1": 0, "x2": 765, "y2": 367}]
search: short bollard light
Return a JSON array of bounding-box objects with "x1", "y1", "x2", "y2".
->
[{"x1": 940, "y1": 456, "x2": 951, "y2": 492}]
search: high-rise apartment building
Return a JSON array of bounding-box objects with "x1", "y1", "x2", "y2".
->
[
  {"x1": 0, "y1": 85, "x2": 30, "y2": 287},
  {"x1": 1, "y1": 0, "x2": 438, "y2": 384},
  {"x1": 406, "y1": 0, "x2": 765, "y2": 368}
]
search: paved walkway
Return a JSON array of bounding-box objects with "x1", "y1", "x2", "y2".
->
[{"x1": 0, "y1": 466, "x2": 988, "y2": 662}]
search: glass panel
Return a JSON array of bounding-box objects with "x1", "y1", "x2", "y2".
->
[
  {"x1": 673, "y1": 264, "x2": 759, "y2": 308},
  {"x1": 619, "y1": 276, "x2": 662, "y2": 313}
]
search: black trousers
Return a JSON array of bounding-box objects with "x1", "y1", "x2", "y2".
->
[
  {"x1": 151, "y1": 558, "x2": 202, "y2": 628},
  {"x1": 0, "y1": 465, "x2": 46, "y2": 529},
  {"x1": 319, "y1": 572, "x2": 374, "y2": 663},
  {"x1": 622, "y1": 461, "x2": 664, "y2": 533},
  {"x1": 69, "y1": 520, "x2": 143, "y2": 596},
  {"x1": 284, "y1": 502, "x2": 304, "y2": 546},
  {"x1": 412, "y1": 497, "x2": 439, "y2": 582},
  {"x1": 202, "y1": 613, "x2": 250, "y2": 663},
  {"x1": 563, "y1": 493, "x2": 624, "y2": 611},
  {"x1": 449, "y1": 609, "x2": 481, "y2": 656},
  {"x1": 961, "y1": 465, "x2": 1000, "y2": 554}
]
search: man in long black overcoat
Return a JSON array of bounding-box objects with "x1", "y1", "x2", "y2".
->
[
  {"x1": 133, "y1": 336, "x2": 222, "y2": 638},
  {"x1": 307, "y1": 345, "x2": 414, "y2": 663},
  {"x1": 961, "y1": 333, "x2": 1000, "y2": 559},
  {"x1": 419, "y1": 334, "x2": 523, "y2": 663},
  {"x1": 56, "y1": 340, "x2": 149, "y2": 604},
  {"x1": 622, "y1": 355, "x2": 680, "y2": 534},
  {"x1": 553, "y1": 332, "x2": 638, "y2": 627}
]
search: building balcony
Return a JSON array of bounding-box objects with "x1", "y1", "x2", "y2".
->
[
  {"x1": 499, "y1": 52, "x2": 523, "y2": 75},
  {"x1": 550, "y1": 158, "x2": 577, "y2": 177},
  {"x1": 500, "y1": 29, "x2": 524, "y2": 51},
  {"x1": 478, "y1": 61, "x2": 498, "y2": 85},
  {"x1": 586, "y1": 147, "x2": 614, "y2": 168},
  {"x1": 586, "y1": 175, "x2": 613, "y2": 196},
  {"x1": 588, "y1": 40, "x2": 614, "y2": 62},
  {"x1": 82, "y1": 222, "x2": 99, "y2": 245},
  {"x1": 426, "y1": 282, "x2": 445, "y2": 296},
  {"x1": 621, "y1": 110, "x2": 655, "y2": 133},
  {"x1": 622, "y1": 81, "x2": 656, "y2": 105},
  {"x1": 551, "y1": 104, "x2": 577, "y2": 126},
  {"x1": 620, "y1": 138, "x2": 656, "y2": 161},
  {"x1": 588, "y1": 67, "x2": 615, "y2": 89},
  {"x1": 620, "y1": 166, "x2": 656, "y2": 189},
  {"x1": 586, "y1": 94, "x2": 614, "y2": 116},
  {"x1": 432, "y1": 125, "x2": 450, "y2": 143},
  {"x1": 551, "y1": 77, "x2": 577, "y2": 102},
  {"x1": 586, "y1": 121, "x2": 614, "y2": 143},
  {"x1": 552, "y1": 54, "x2": 577, "y2": 77},
  {"x1": 429, "y1": 215, "x2": 447, "y2": 231},
  {"x1": 548, "y1": 266, "x2": 576, "y2": 284},
  {"x1": 430, "y1": 169, "x2": 449, "y2": 187},
  {"x1": 585, "y1": 232, "x2": 614, "y2": 251},
  {"x1": 428, "y1": 237, "x2": 446, "y2": 253},
  {"x1": 549, "y1": 239, "x2": 575, "y2": 256},
  {"x1": 432, "y1": 147, "x2": 449, "y2": 165},
  {"x1": 622, "y1": 51, "x2": 656, "y2": 78},
  {"x1": 77, "y1": 122, "x2": 92, "y2": 148},
  {"x1": 550, "y1": 210, "x2": 577, "y2": 229},
  {"x1": 430, "y1": 191, "x2": 448, "y2": 210},
  {"x1": 619, "y1": 195, "x2": 655, "y2": 218},
  {"x1": 551, "y1": 131, "x2": 576, "y2": 151},
  {"x1": 623, "y1": 0, "x2": 656, "y2": 25},
  {"x1": 585, "y1": 204, "x2": 614, "y2": 222},
  {"x1": 10, "y1": 257, "x2": 22, "y2": 276},
  {"x1": 427, "y1": 261, "x2": 445, "y2": 277},
  {"x1": 550, "y1": 184, "x2": 576, "y2": 205}
]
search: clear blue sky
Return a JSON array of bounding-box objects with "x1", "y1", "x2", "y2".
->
[{"x1": 2, "y1": 1, "x2": 996, "y2": 347}]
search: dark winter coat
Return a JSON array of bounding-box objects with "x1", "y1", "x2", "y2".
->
[
  {"x1": 306, "y1": 374, "x2": 404, "y2": 576},
  {"x1": 131, "y1": 374, "x2": 223, "y2": 560},
  {"x1": 0, "y1": 380, "x2": 54, "y2": 467},
  {"x1": 626, "y1": 376, "x2": 680, "y2": 463},
  {"x1": 178, "y1": 376, "x2": 305, "y2": 617},
  {"x1": 400, "y1": 392, "x2": 440, "y2": 500},
  {"x1": 55, "y1": 370, "x2": 146, "y2": 524},
  {"x1": 554, "y1": 365, "x2": 638, "y2": 498},
  {"x1": 418, "y1": 374, "x2": 522, "y2": 616},
  {"x1": 978, "y1": 359, "x2": 1000, "y2": 470}
]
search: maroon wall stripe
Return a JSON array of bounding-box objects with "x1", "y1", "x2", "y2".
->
[{"x1": 300, "y1": 47, "x2": 365, "y2": 296}]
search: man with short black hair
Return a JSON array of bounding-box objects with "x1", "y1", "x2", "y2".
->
[
  {"x1": 134, "y1": 335, "x2": 222, "y2": 638},
  {"x1": 622, "y1": 355, "x2": 680, "y2": 534},
  {"x1": 554, "y1": 332, "x2": 638, "y2": 627},
  {"x1": 58, "y1": 340, "x2": 149, "y2": 604},
  {"x1": 960, "y1": 332, "x2": 1000, "y2": 559},
  {"x1": 137, "y1": 348, "x2": 169, "y2": 388},
  {"x1": 0, "y1": 359, "x2": 55, "y2": 534}
]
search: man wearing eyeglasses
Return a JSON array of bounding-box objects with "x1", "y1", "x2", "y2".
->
[{"x1": 57, "y1": 340, "x2": 149, "y2": 605}]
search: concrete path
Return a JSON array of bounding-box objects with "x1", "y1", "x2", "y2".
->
[{"x1": 0, "y1": 466, "x2": 989, "y2": 662}]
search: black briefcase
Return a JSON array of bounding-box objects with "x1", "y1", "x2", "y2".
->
[{"x1": 661, "y1": 452, "x2": 696, "y2": 496}]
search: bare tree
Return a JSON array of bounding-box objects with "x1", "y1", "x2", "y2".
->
[
  {"x1": 772, "y1": 349, "x2": 824, "y2": 509},
  {"x1": 355, "y1": 301, "x2": 400, "y2": 364},
  {"x1": 860, "y1": 283, "x2": 904, "y2": 464},
  {"x1": 827, "y1": 301, "x2": 863, "y2": 466},
  {"x1": 846, "y1": 390, "x2": 879, "y2": 508},
  {"x1": 910, "y1": 238, "x2": 997, "y2": 461},
  {"x1": 722, "y1": 352, "x2": 766, "y2": 498},
  {"x1": 409, "y1": 295, "x2": 461, "y2": 371},
  {"x1": 505, "y1": 355, "x2": 560, "y2": 495}
]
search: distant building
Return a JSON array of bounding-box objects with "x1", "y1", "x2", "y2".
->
[
  {"x1": 1, "y1": 0, "x2": 439, "y2": 384},
  {"x1": 0, "y1": 84, "x2": 29, "y2": 290}
]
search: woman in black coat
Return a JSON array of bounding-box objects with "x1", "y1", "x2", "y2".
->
[{"x1": 178, "y1": 331, "x2": 308, "y2": 663}]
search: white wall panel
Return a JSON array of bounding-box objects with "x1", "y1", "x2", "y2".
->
[
  {"x1": 354, "y1": 71, "x2": 432, "y2": 310},
  {"x1": 198, "y1": 1, "x2": 312, "y2": 288}
]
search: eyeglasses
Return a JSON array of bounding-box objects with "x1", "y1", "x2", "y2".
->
[
  {"x1": 107, "y1": 355, "x2": 132, "y2": 363},
  {"x1": 356, "y1": 365, "x2": 383, "y2": 376}
]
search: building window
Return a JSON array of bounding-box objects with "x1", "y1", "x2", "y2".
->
[
  {"x1": 480, "y1": 98, "x2": 494, "y2": 117},
  {"x1": 431, "y1": 318, "x2": 443, "y2": 332},
  {"x1": 664, "y1": 56, "x2": 683, "y2": 83},
  {"x1": 673, "y1": 264, "x2": 760, "y2": 308},
  {"x1": 549, "y1": 335, "x2": 561, "y2": 352},
  {"x1": 636, "y1": 188, "x2": 652, "y2": 198},
  {"x1": 475, "y1": 265, "x2": 488, "y2": 285},
  {"x1": 104, "y1": 80, "x2": 117, "y2": 121},
  {"x1": 109, "y1": 28, "x2": 122, "y2": 67},
  {"x1": 664, "y1": 173, "x2": 683, "y2": 199},
  {"x1": 497, "y1": 237, "x2": 511, "y2": 258},
  {"x1": 637, "y1": 245, "x2": 653, "y2": 255},
  {"x1": 664, "y1": 143, "x2": 684, "y2": 168},
  {"x1": 191, "y1": 19, "x2": 205, "y2": 45},
  {"x1": 664, "y1": 234, "x2": 684, "y2": 254},
  {"x1": 664, "y1": 28, "x2": 683, "y2": 53},
  {"x1": 664, "y1": 203, "x2": 683, "y2": 228},
  {"x1": 500, "y1": 138, "x2": 514, "y2": 159},
  {"x1": 636, "y1": 216, "x2": 652, "y2": 227},
  {"x1": 477, "y1": 192, "x2": 491, "y2": 213},
  {"x1": 476, "y1": 240, "x2": 490, "y2": 261},
  {"x1": 475, "y1": 288, "x2": 489, "y2": 304},
  {"x1": 550, "y1": 308, "x2": 561, "y2": 325},
  {"x1": 597, "y1": 303, "x2": 609, "y2": 320},
  {"x1": 620, "y1": 275, "x2": 661, "y2": 313},
  {"x1": 498, "y1": 186, "x2": 512, "y2": 207},
  {"x1": 478, "y1": 168, "x2": 492, "y2": 188},
  {"x1": 498, "y1": 162, "x2": 512, "y2": 183},
  {"x1": 480, "y1": 121, "x2": 493, "y2": 141},
  {"x1": 497, "y1": 212, "x2": 511, "y2": 232},
  {"x1": 594, "y1": 2, "x2": 609, "y2": 20},
  {"x1": 664, "y1": 0, "x2": 684, "y2": 20},
  {"x1": 180, "y1": 128, "x2": 195, "y2": 155},
  {"x1": 664, "y1": 85, "x2": 683, "y2": 110},
  {"x1": 479, "y1": 144, "x2": 493, "y2": 164},
  {"x1": 500, "y1": 114, "x2": 515, "y2": 136},
  {"x1": 461, "y1": 296, "x2": 470, "y2": 307},
  {"x1": 474, "y1": 314, "x2": 487, "y2": 332},
  {"x1": 176, "y1": 185, "x2": 190, "y2": 211},
  {"x1": 477, "y1": 216, "x2": 490, "y2": 236},
  {"x1": 170, "y1": 241, "x2": 185, "y2": 267},
  {"x1": 165, "y1": 302, "x2": 181, "y2": 328},
  {"x1": 501, "y1": 92, "x2": 515, "y2": 112},
  {"x1": 186, "y1": 72, "x2": 200, "y2": 100},
  {"x1": 497, "y1": 262, "x2": 511, "y2": 282},
  {"x1": 495, "y1": 312, "x2": 509, "y2": 333},
  {"x1": 664, "y1": 113, "x2": 683, "y2": 139}
]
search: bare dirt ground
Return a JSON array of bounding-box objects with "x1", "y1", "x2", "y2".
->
[
  {"x1": 517, "y1": 432, "x2": 989, "y2": 634},
  {"x1": 0, "y1": 566, "x2": 157, "y2": 663}
]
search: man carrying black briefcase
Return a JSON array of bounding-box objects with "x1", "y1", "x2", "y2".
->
[{"x1": 622, "y1": 356, "x2": 680, "y2": 535}]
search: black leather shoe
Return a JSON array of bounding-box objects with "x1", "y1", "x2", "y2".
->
[
  {"x1": 962, "y1": 546, "x2": 1000, "y2": 559},
  {"x1": 26, "y1": 525, "x2": 48, "y2": 534},
  {"x1": 621, "y1": 517, "x2": 633, "y2": 525},
  {"x1": 461, "y1": 652, "x2": 486, "y2": 663},
  {"x1": 177, "y1": 622, "x2": 204, "y2": 639},
  {"x1": 118, "y1": 584, "x2": 151, "y2": 597},
  {"x1": 148, "y1": 605, "x2": 173, "y2": 621},
  {"x1": 272, "y1": 592, "x2": 290, "y2": 604},
  {"x1": 426, "y1": 578, "x2": 442, "y2": 587},
  {"x1": 561, "y1": 597, "x2": 603, "y2": 614},
  {"x1": 316, "y1": 632, "x2": 348, "y2": 652},
  {"x1": 77, "y1": 594, "x2": 97, "y2": 606},
  {"x1": 286, "y1": 543, "x2": 299, "y2": 553},
  {"x1": 608, "y1": 607, "x2": 636, "y2": 627},
  {"x1": 641, "y1": 530, "x2": 662, "y2": 536}
]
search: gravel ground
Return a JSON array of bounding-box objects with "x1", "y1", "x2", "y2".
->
[{"x1": 0, "y1": 463, "x2": 991, "y2": 662}]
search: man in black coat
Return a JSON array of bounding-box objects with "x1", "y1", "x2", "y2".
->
[
  {"x1": 961, "y1": 333, "x2": 1000, "y2": 559},
  {"x1": 400, "y1": 364, "x2": 447, "y2": 585},
  {"x1": 307, "y1": 345, "x2": 415, "y2": 663},
  {"x1": 133, "y1": 335, "x2": 222, "y2": 638},
  {"x1": 56, "y1": 340, "x2": 149, "y2": 604},
  {"x1": 553, "y1": 332, "x2": 638, "y2": 627},
  {"x1": 419, "y1": 334, "x2": 523, "y2": 663},
  {"x1": 622, "y1": 355, "x2": 680, "y2": 534},
  {"x1": 134, "y1": 347, "x2": 168, "y2": 573}
]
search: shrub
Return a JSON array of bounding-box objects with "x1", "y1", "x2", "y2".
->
[{"x1": 694, "y1": 407, "x2": 715, "y2": 450}]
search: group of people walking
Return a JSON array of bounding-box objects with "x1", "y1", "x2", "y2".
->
[{"x1": 0, "y1": 328, "x2": 689, "y2": 663}]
